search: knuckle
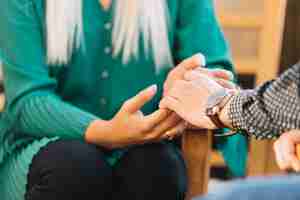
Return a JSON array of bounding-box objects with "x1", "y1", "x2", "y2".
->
[
  {"x1": 140, "y1": 123, "x2": 152, "y2": 132},
  {"x1": 168, "y1": 69, "x2": 176, "y2": 77},
  {"x1": 174, "y1": 80, "x2": 185, "y2": 87},
  {"x1": 122, "y1": 100, "x2": 131, "y2": 109},
  {"x1": 163, "y1": 83, "x2": 170, "y2": 93}
]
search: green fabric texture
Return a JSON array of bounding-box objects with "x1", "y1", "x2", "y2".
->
[{"x1": 0, "y1": 0, "x2": 247, "y2": 199}]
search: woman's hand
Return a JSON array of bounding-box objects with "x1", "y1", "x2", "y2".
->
[
  {"x1": 164, "y1": 53, "x2": 235, "y2": 96},
  {"x1": 85, "y1": 85, "x2": 181, "y2": 149},
  {"x1": 161, "y1": 54, "x2": 237, "y2": 138},
  {"x1": 163, "y1": 53, "x2": 206, "y2": 96},
  {"x1": 274, "y1": 130, "x2": 300, "y2": 172},
  {"x1": 184, "y1": 68, "x2": 236, "y2": 90},
  {"x1": 160, "y1": 73, "x2": 224, "y2": 129}
]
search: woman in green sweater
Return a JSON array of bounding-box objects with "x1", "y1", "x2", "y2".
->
[{"x1": 0, "y1": 0, "x2": 247, "y2": 199}]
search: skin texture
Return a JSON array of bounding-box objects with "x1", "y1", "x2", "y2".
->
[
  {"x1": 274, "y1": 130, "x2": 300, "y2": 172},
  {"x1": 100, "y1": 0, "x2": 111, "y2": 10},
  {"x1": 160, "y1": 69, "x2": 235, "y2": 139}
]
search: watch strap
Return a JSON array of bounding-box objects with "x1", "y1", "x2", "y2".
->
[{"x1": 206, "y1": 90, "x2": 235, "y2": 129}]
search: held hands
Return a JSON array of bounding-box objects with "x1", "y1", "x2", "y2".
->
[
  {"x1": 274, "y1": 130, "x2": 300, "y2": 172},
  {"x1": 160, "y1": 69, "x2": 236, "y2": 138},
  {"x1": 86, "y1": 53, "x2": 237, "y2": 147},
  {"x1": 160, "y1": 54, "x2": 236, "y2": 138},
  {"x1": 164, "y1": 53, "x2": 235, "y2": 96},
  {"x1": 160, "y1": 72, "x2": 224, "y2": 130}
]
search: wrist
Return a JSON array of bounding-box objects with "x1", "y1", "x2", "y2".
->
[
  {"x1": 84, "y1": 119, "x2": 113, "y2": 145},
  {"x1": 219, "y1": 96, "x2": 234, "y2": 129},
  {"x1": 206, "y1": 89, "x2": 235, "y2": 129}
]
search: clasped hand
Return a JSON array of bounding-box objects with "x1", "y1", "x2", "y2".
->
[{"x1": 86, "y1": 53, "x2": 236, "y2": 149}]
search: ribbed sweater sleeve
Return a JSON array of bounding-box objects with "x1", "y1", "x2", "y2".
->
[
  {"x1": 0, "y1": 0, "x2": 98, "y2": 139},
  {"x1": 16, "y1": 93, "x2": 98, "y2": 139}
]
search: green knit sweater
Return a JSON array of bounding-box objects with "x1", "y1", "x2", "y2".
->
[{"x1": 0, "y1": 0, "x2": 247, "y2": 199}]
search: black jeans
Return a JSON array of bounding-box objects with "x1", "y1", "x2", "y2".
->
[{"x1": 25, "y1": 140, "x2": 187, "y2": 200}]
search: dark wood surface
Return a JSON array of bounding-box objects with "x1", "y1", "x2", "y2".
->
[{"x1": 182, "y1": 130, "x2": 212, "y2": 200}]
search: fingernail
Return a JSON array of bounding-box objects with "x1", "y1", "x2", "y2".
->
[
  {"x1": 146, "y1": 85, "x2": 157, "y2": 94},
  {"x1": 159, "y1": 99, "x2": 165, "y2": 109},
  {"x1": 195, "y1": 53, "x2": 206, "y2": 67},
  {"x1": 227, "y1": 72, "x2": 234, "y2": 81}
]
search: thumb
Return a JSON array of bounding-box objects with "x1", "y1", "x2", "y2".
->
[
  {"x1": 179, "y1": 53, "x2": 206, "y2": 71},
  {"x1": 123, "y1": 85, "x2": 157, "y2": 113}
]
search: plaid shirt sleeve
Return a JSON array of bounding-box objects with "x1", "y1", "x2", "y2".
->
[{"x1": 229, "y1": 63, "x2": 300, "y2": 139}]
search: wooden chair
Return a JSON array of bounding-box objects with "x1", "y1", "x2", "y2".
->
[{"x1": 183, "y1": 130, "x2": 213, "y2": 199}]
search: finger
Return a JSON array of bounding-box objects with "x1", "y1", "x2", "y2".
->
[
  {"x1": 185, "y1": 68, "x2": 234, "y2": 81},
  {"x1": 209, "y1": 69, "x2": 234, "y2": 81},
  {"x1": 143, "y1": 109, "x2": 171, "y2": 130},
  {"x1": 289, "y1": 155, "x2": 300, "y2": 172},
  {"x1": 124, "y1": 85, "x2": 157, "y2": 113},
  {"x1": 184, "y1": 70, "x2": 206, "y2": 81},
  {"x1": 278, "y1": 141, "x2": 293, "y2": 170},
  {"x1": 162, "y1": 121, "x2": 187, "y2": 140},
  {"x1": 214, "y1": 78, "x2": 237, "y2": 90},
  {"x1": 275, "y1": 151, "x2": 291, "y2": 170},
  {"x1": 274, "y1": 141, "x2": 290, "y2": 170},
  {"x1": 184, "y1": 70, "x2": 212, "y2": 82},
  {"x1": 179, "y1": 53, "x2": 206, "y2": 70},
  {"x1": 146, "y1": 113, "x2": 182, "y2": 140},
  {"x1": 159, "y1": 96, "x2": 181, "y2": 111}
]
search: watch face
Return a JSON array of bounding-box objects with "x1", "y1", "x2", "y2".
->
[{"x1": 206, "y1": 89, "x2": 227, "y2": 108}]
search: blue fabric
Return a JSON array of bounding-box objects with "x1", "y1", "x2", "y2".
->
[{"x1": 196, "y1": 175, "x2": 300, "y2": 200}]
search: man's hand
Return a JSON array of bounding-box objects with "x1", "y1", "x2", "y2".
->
[
  {"x1": 160, "y1": 74, "x2": 223, "y2": 129},
  {"x1": 274, "y1": 130, "x2": 300, "y2": 172}
]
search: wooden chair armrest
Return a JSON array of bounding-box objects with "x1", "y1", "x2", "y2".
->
[{"x1": 182, "y1": 129, "x2": 212, "y2": 200}]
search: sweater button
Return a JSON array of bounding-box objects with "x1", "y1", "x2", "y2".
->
[
  {"x1": 104, "y1": 47, "x2": 111, "y2": 54},
  {"x1": 100, "y1": 98, "x2": 107, "y2": 106},
  {"x1": 101, "y1": 70, "x2": 109, "y2": 79},
  {"x1": 104, "y1": 22, "x2": 112, "y2": 30}
]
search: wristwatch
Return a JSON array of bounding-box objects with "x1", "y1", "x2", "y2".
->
[{"x1": 205, "y1": 89, "x2": 236, "y2": 129}]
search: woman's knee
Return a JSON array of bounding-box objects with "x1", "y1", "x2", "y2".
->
[
  {"x1": 118, "y1": 142, "x2": 187, "y2": 198},
  {"x1": 26, "y1": 140, "x2": 113, "y2": 198},
  {"x1": 126, "y1": 142, "x2": 187, "y2": 174},
  {"x1": 36, "y1": 140, "x2": 111, "y2": 174}
]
